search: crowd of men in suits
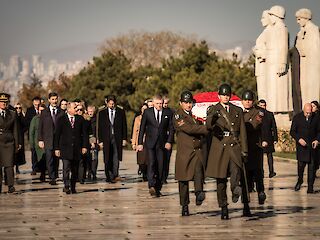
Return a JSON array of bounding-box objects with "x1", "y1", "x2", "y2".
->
[{"x1": 0, "y1": 84, "x2": 319, "y2": 219}]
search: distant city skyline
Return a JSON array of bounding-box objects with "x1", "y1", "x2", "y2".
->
[{"x1": 1, "y1": 0, "x2": 320, "y2": 62}]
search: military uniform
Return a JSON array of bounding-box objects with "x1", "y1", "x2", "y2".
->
[
  {"x1": 174, "y1": 108, "x2": 208, "y2": 208},
  {"x1": 206, "y1": 102, "x2": 248, "y2": 208},
  {"x1": 242, "y1": 90, "x2": 267, "y2": 205},
  {"x1": 0, "y1": 93, "x2": 18, "y2": 193}
]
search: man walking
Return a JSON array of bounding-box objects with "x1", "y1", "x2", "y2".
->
[
  {"x1": 290, "y1": 103, "x2": 320, "y2": 193},
  {"x1": 137, "y1": 94, "x2": 174, "y2": 197},
  {"x1": 174, "y1": 91, "x2": 208, "y2": 216}
]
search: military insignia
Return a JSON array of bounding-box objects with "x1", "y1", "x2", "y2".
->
[
  {"x1": 235, "y1": 114, "x2": 239, "y2": 118},
  {"x1": 175, "y1": 114, "x2": 181, "y2": 120},
  {"x1": 164, "y1": 116, "x2": 168, "y2": 119}
]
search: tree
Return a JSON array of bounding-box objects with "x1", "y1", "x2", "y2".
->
[
  {"x1": 17, "y1": 74, "x2": 46, "y2": 106},
  {"x1": 46, "y1": 73, "x2": 74, "y2": 100}
]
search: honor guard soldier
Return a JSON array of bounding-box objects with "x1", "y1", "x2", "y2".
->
[
  {"x1": 206, "y1": 84, "x2": 248, "y2": 220},
  {"x1": 174, "y1": 91, "x2": 208, "y2": 216},
  {"x1": 242, "y1": 90, "x2": 267, "y2": 207},
  {"x1": 0, "y1": 93, "x2": 19, "y2": 193}
]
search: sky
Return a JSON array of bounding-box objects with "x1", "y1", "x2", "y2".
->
[{"x1": 0, "y1": 0, "x2": 319, "y2": 61}]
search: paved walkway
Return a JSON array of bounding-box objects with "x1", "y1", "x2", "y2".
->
[{"x1": 0, "y1": 150, "x2": 319, "y2": 239}]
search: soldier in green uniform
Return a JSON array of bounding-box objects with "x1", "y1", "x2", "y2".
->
[
  {"x1": 0, "y1": 93, "x2": 19, "y2": 193},
  {"x1": 206, "y1": 84, "x2": 248, "y2": 220},
  {"x1": 242, "y1": 90, "x2": 267, "y2": 207},
  {"x1": 174, "y1": 91, "x2": 208, "y2": 216}
]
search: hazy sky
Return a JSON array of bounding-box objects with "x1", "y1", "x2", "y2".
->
[{"x1": 0, "y1": 0, "x2": 319, "y2": 60}]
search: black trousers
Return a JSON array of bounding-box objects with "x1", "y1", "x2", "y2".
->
[
  {"x1": 0, "y1": 166, "x2": 14, "y2": 187},
  {"x1": 267, "y1": 152, "x2": 275, "y2": 174},
  {"x1": 146, "y1": 146, "x2": 164, "y2": 191},
  {"x1": 179, "y1": 158, "x2": 204, "y2": 206},
  {"x1": 78, "y1": 154, "x2": 87, "y2": 181},
  {"x1": 63, "y1": 159, "x2": 79, "y2": 190},
  {"x1": 31, "y1": 148, "x2": 38, "y2": 171},
  {"x1": 216, "y1": 160, "x2": 242, "y2": 207},
  {"x1": 297, "y1": 160, "x2": 315, "y2": 187},
  {"x1": 162, "y1": 148, "x2": 172, "y2": 182},
  {"x1": 104, "y1": 136, "x2": 119, "y2": 181},
  {"x1": 45, "y1": 149, "x2": 59, "y2": 180}
]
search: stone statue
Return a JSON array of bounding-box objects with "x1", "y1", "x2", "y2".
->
[
  {"x1": 295, "y1": 8, "x2": 320, "y2": 106},
  {"x1": 265, "y1": 5, "x2": 291, "y2": 113},
  {"x1": 253, "y1": 10, "x2": 271, "y2": 103}
]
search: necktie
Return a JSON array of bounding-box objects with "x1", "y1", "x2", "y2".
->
[
  {"x1": 157, "y1": 110, "x2": 160, "y2": 124},
  {"x1": 52, "y1": 108, "x2": 56, "y2": 125},
  {"x1": 110, "y1": 109, "x2": 114, "y2": 125},
  {"x1": 225, "y1": 106, "x2": 229, "y2": 113},
  {"x1": 70, "y1": 117, "x2": 74, "y2": 128}
]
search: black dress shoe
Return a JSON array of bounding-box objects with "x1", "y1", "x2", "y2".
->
[
  {"x1": 30, "y1": 170, "x2": 37, "y2": 176},
  {"x1": 195, "y1": 191, "x2": 205, "y2": 206},
  {"x1": 63, "y1": 187, "x2": 71, "y2": 194},
  {"x1": 242, "y1": 203, "x2": 252, "y2": 217},
  {"x1": 295, "y1": 181, "x2": 302, "y2": 191},
  {"x1": 307, "y1": 187, "x2": 314, "y2": 194},
  {"x1": 269, "y1": 172, "x2": 277, "y2": 178},
  {"x1": 232, "y1": 186, "x2": 242, "y2": 203},
  {"x1": 221, "y1": 206, "x2": 229, "y2": 220},
  {"x1": 49, "y1": 180, "x2": 57, "y2": 185},
  {"x1": 40, "y1": 174, "x2": 46, "y2": 182},
  {"x1": 258, "y1": 192, "x2": 266, "y2": 205},
  {"x1": 80, "y1": 179, "x2": 85, "y2": 184},
  {"x1": 149, "y1": 187, "x2": 157, "y2": 196},
  {"x1": 8, "y1": 186, "x2": 15, "y2": 193},
  {"x1": 71, "y1": 189, "x2": 77, "y2": 194},
  {"x1": 182, "y1": 205, "x2": 189, "y2": 216}
]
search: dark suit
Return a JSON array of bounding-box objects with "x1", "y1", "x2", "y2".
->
[
  {"x1": 290, "y1": 112, "x2": 320, "y2": 188},
  {"x1": 261, "y1": 110, "x2": 278, "y2": 175},
  {"x1": 97, "y1": 107, "x2": 127, "y2": 181},
  {"x1": 138, "y1": 107, "x2": 174, "y2": 192},
  {"x1": 38, "y1": 107, "x2": 63, "y2": 181},
  {"x1": 54, "y1": 114, "x2": 88, "y2": 190},
  {"x1": 0, "y1": 109, "x2": 19, "y2": 188},
  {"x1": 25, "y1": 107, "x2": 39, "y2": 171}
]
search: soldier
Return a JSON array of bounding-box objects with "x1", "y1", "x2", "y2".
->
[
  {"x1": 174, "y1": 91, "x2": 208, "y2": 216},
  {"x1": 0, "y1": 93, "x2": 19, "y2": 193},
  {"x1": 206, "y1": 84, "x2": 248, "y2": 220},
  {"x1": 242, "y1": 90, "x2": 267, "y2": 206}
]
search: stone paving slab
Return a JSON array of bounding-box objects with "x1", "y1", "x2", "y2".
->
[{"x1": 0, "y1": 150, "x2": 318, "y2": 239}]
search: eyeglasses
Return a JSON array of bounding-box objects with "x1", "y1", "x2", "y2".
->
[
  {"x1": 77, "y1": 109, "x2": 83, "y2": 112},
  {"x1": 15, "y1": 107, "x2": 22, "y2": 109}
]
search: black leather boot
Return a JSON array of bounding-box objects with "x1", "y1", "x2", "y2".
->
[{"x1": 221, "y1": 206, "x2": 229, "y2": 220}]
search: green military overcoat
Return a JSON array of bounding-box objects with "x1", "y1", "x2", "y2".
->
[
  {"x1": 206, "y1": 103, "x2": 248, "y2": 178},
  {"x1": 174, "y1": 108, "x2": 208, "y2": 181},
  {"x1": 0, "y1": 109, "x2": 19, "y2": 167}
]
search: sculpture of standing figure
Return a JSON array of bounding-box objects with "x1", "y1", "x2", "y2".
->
[
  {"x1": 265, "y1": 5, "x2": 291, "y2": 113},
  {"x1": 253, "y1": 10, "x2": 271, "y2": 103},
  {"x1": 295, "y1": 8, "x2": 320, "y2": 106}
]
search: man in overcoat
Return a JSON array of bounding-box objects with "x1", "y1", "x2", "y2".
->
[
  {"x1": 290, "y1": 103, "x2": 320, "y2": 193},
  {"x1": 258, "y1": 99, "x2": 278, "y2": 178},
  {"x1": 97, "y1": 95, "x2": 127, "y2": 183},
  {"x1": 54, "y1": 102, "x2": 88, "y2": 194},
  {"x1": 0, "y1": 93, "x2": 19, "y2": 193},
  {"x1": 206, "y1": 84, "x2": 248, "y2": 220},
  {"x1": 174, "y1": 91, "x2": 208, "y2": 216}
]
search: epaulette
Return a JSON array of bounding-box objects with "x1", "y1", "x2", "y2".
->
[
  {"x1": 117, "y1": 105, "x2": 124, "y2": 110},
  {"x1": 98, "y1": 105, "x2": 106, "y2": 111}
]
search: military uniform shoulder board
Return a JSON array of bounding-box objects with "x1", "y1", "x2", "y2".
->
[{"x1": 117, "y1": 105, "x2": 124, "y2": 109}]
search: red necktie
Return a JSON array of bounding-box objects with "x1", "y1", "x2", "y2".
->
[{"x1": 70, "y1": 117, "x2": 74, "y2": 128}]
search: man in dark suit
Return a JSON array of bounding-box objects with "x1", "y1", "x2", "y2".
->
[
  {"x1": 0, "y1": 93, "x2": 19, "y2": 193},
  {"x1": 258, "y1": 99, "x2": 278, "y2": 178},
  {"x1": 25, "y1": 96, "x2": 41, "y2": 175},
  {"x1": 54, "y1": 102, "x2": 88, "y2": 194},
  {"x1": 97, "y1": 95, "x2": 127, "y2": 183},
  {"x1": 137, "y1": 95, "x2": 174, "y2": 197},
  {"x1": 38, "y1": 92, "x2": 63, "y2": 185},
  {"x1": 290, "y1": 103, "x2": 320, "y2": 193}
]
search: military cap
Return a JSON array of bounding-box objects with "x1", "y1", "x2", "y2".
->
[
  {"x1": 218, "y1": 84, "x2": 232, "y2": 96},
  {"x1": 180, "y1": 90, "x2": 195, "y2": 103},
  {"x1": 242, "y1": 90, "x2": 255, "y2": 101},
  {"x1": 0, "y1": 93, "x2": 9, "y2": 102}
]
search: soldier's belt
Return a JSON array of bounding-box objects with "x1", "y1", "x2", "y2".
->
[
  {"x1": 223, "y1": 131, "x2": 230, "y2": 137},
  {"x1": 223, "y1": 131, "x2": 240, "y2": 138}
]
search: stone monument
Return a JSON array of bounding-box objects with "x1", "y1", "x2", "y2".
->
[
  {"x1": 265, "y1": 5, "x2": 292, "y2": 113},
  {"x1": 253, "y1": 10, "x2": 270, "y2": 103},
  {"x1": 294, "y1": 8, "x2": 320, "y2": 107}
]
